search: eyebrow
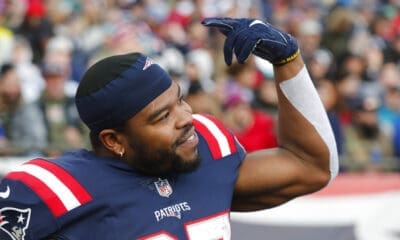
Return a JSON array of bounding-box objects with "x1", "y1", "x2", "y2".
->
[{"x1": 147, "y1": 85, "x2": 181, "y2": 122}]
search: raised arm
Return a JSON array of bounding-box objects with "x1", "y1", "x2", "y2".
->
[{"x1": 202, "y1": 18, "x2": 338, "y2": 211}]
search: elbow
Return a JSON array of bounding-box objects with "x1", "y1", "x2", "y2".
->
[
  {"x1": 315, "y1": 134, "x2": 339, "y2": 187},
  {"x1": 306, "y1": 166, "x2": 331, "y2": 193},
  {"x1": 308, "y1": 153, "x2": 337, "y2": 191},
  {"x1": 326, "y1": 142, "x2": 339, "y2": 184},
  {"x1": 308, "y1": 145, "x2": 339, "y2": 191},
  {"x1": 314, "y1": 150, "x2": 339, "y2": 190},
  {"x1": 316, "y1": 168, "x2": 331, "y2": 189}
]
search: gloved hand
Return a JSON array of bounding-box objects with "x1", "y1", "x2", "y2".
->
[{"x1": 202, "y1": 18, "x2": 299, "y2": 66}]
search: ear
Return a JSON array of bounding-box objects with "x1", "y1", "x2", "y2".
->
[{"x1": 98, "y1": 129, "x2": 126, "y2": 156}]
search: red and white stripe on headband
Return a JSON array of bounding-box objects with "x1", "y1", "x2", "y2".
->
[
  {"x1": 143, "y1": 57, "x2": 154, "y2": 70},
  {"x1": 6, "y1": 159, "x2": 92, "y2": 217},
  {"x1": 193, "y1": 114, "x2": 237, "y2": 159}
]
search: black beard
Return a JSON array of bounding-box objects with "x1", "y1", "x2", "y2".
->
[
  {"x1": 126, "y1": 126, "x2": 201, "y2": 176},
  {"x1": 131, "y1": 145, "x2": 201, "y2": 176}
]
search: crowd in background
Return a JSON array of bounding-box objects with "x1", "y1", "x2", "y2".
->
[{"x1": 0, "y1": 0, "x2": 400, "y2": 173}]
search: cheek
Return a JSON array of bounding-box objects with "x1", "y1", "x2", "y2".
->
[{"x1": 136, "y1": 127, "x2": 177, "y2": 150}]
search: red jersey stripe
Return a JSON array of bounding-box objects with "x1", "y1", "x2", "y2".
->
[
  {"x1": 205, "y1": 115, "x2": 237, "y2": 154},
  {"x1": 28, "y1": 159, "x2": 92, "y2": 204},
  {"x1": 194, "y1": 118, "x2": 223, "y2": 159},
  {"x1": 6, "y1": 172, "x2": 67, "y2": 217},
  {"x1": 193, "y1": 114, "x2": 237, "y2": 159}
]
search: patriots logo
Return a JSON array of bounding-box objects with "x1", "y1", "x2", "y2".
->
[{"x1": 0, "y1": 207, "x2": 31, "y2": 240}]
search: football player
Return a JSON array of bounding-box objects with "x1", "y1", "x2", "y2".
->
[{"x1": 0, "y1": 18, "x2": 338, "y2": 239}]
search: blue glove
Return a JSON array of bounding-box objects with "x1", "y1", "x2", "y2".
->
[{"x1": 202, "y1": 18, "x2": 299, "y2": 66}]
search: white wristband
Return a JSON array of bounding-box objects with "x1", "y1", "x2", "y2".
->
[{"x1": 279, "y1": 66, "x2": 339, "y2": 182}]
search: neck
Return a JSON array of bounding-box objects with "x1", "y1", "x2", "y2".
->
[{"x1": 93, "y1": 147, "x2": 118, "y2": 160}]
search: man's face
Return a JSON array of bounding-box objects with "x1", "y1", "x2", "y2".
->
[{"x1": 122, "y1": 83, "x2": 200, "y2": 176}]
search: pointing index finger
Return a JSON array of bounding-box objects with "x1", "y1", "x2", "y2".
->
[{"x1": 201, "y1": 18, "x2": 233, "y2": 35}]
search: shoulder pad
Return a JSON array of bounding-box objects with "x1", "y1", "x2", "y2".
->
[
  {"x1": 5, "y1": 158, "x2": 92, "y2": 218},
  {"x1": 193, "y1": 114, "x2": 241, "y2": 159}
]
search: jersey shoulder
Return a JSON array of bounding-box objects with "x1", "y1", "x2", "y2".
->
[
  {"x1": 193, "y1": 113, "x2": 246, "y2": 160},
  {"x1": 0, "y1": 157, "x2": 94, "y2": 239},
  {"x1": 3, "y1": 158, "x2": 93, "y2": 218}
]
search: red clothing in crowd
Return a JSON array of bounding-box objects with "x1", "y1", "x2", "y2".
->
[{"x1": 235, "y1": 111, "x2": 278, "y2": 152}]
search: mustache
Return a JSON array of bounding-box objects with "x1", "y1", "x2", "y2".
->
[{"x1": 174, "y1": 124, "x2": 194, "y2": 147}]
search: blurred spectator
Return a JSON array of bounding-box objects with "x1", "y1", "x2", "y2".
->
[
  {"x1": 183, "y1": 48, "x2": 215, "y2": 94},
  {"x1": 3, "y1": 0, "x2": 28, "y2": 29},
  {"x1": 11, "y1": 35, "x2": 45, "y2": 103},
  {"x1": 252, "y1": 58, "x2": 278, "y2": 117},
  {"x1": 341, "y1": 51, "x2": 385, "y2": 106},
  {"x1": 252, "y1": 77, "x2": 278, "y2": 117},
  {"x1": 338, "y1": 52, "x2": 367, "y2": 79},
  {"x1": 363, "y1": 42, "x2": 385, "y2": 83},
  {"x1": 221, "y1": 58, "x2": 277, "y2": 152},
  {"x1": 296, "y1": 17, "x2": 324, "y2": 64},
  {"x1": 341, "y1": 95, "x2": 398, "y2": 172},
  {"x1": 158, "y1": 21, "x2": 190, "y2": 53},
  {"x1": 186, "y1": 19, "x2": 209, "y2": 50},
  {"x1": 224, "y1": 58, "x2": 259, "y2": 101},
  {"x1": 155, "y1": 47, "x2": 186, "y2": 82},
  {"x1": 45, "y1": 0, "x2": 79, "y2": 27},
  {"x1": 222, "y1": 81, "x2": 277, "y2": 152},
  {"x1": 45, "y1": 34, "x2": 76, "y2": 82},
  {"x1": 38, "y1": 60, "x2": 88, "y2": 157},
  {"x1": 386, "y1": 32, "x2": 400, "y2": 63},
  {"x1": 15, "y1": 0, "x2": 55, "y2": 64},
  {"x1": 321, "y1": 5, "x2": 355, "y2": 66},
  {"x1": 180, "y1": 47, "x2": 221, "y2": 118},
  {"x1": 0, "y1": 63, "x2": 47, "y2": 156},
  {"x1": 368, "y1": 12, "x2": 393, "y2": 59},
  {"x1": 379, "y1": 61, "x2": 400, "y2": 89},
  {"x1": 308, "y1": 49, "x2": 336, "y2": 82},
  {"x1": 184, "y1": 82, "x2": 223, "y2": 118},
  {"x1": 379, "y1": 86, "x2": 400, "y2": 136}
]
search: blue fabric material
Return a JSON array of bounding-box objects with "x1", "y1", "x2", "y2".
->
[
  {"x1": 76, "y1": 53, "x2": 172, "y2": 133},
  {"x1": 202, "y1": 18, "x2": 298, "y2": 66}
]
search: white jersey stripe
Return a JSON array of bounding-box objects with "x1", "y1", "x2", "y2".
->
[
  {"x1": 14, "y1": 164, "x2": 81, "y2": 211},
  {"x1": 193, "y1": 114, "x2": 231, "y2": 157}
]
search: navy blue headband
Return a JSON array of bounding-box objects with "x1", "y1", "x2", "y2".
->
[{"x1": 75, "y1": 53, "x2": 172, "y2": 133}]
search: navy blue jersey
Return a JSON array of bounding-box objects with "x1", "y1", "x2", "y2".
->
[{"x1": 0, "y1": 114, "x2": 245, "y2": 240}]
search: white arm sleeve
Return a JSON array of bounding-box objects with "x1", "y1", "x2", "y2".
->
[{"x1": 279, "y1": 66, "x2": 339, "y2": 182}]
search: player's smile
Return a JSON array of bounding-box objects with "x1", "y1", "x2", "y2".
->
[
  {"x1": 175, "y1": 126, "x2": 199, "y2": 163},
  {"x1": 176, "y1": 127, "x2": 198, "y2": 148}
]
